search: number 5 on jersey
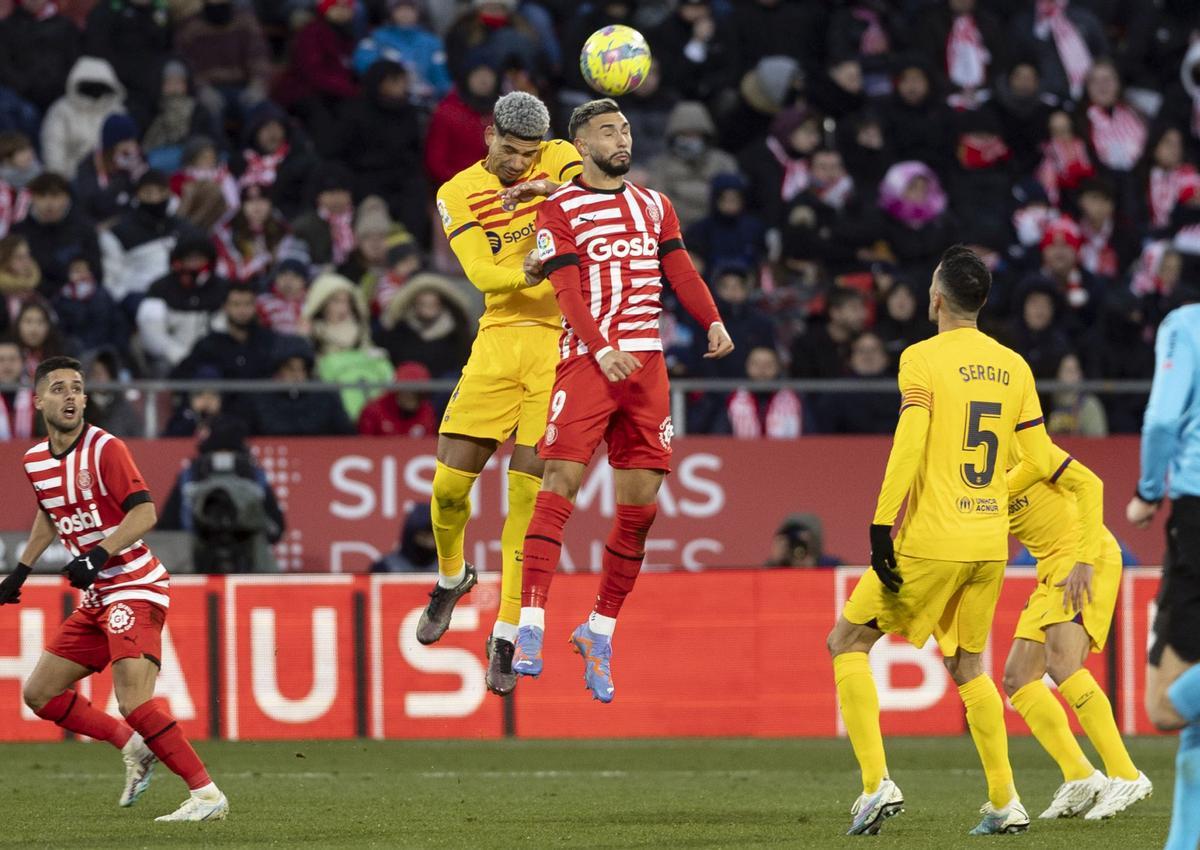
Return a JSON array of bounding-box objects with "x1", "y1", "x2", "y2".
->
[{"x1": 962, "y1": 401, "x2": 1002, "y2": 488}]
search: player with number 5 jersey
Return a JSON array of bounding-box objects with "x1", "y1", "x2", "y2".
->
[
  {"x1": 826, "y1": 246, "x2": 1054, "y2": 838},
  {"x1": 509, "y1": 98, "x2": 733, "y2": 703}
]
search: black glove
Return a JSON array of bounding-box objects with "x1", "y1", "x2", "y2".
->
[
  {"x1": 62, "y1": 547, "x2": 109, "y2": 590},
  {"x1": 0, "y1": 563, "x2": 32, "y2": 604},
  {"x1": 869, "y1": 524, "x2": 902, "y2": 593}
]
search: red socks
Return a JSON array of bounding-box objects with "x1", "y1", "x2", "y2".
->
[
  {"x1": 125, "y1": 698, "x2": 211, "y2": 790},
  {"x1": 36, "y1": 690, "x2": 132, "y2": 748},
  {"x1": 595, "y1": 503, "x2": 657, "y2": 617},
  {"x1": 521, "y1": 490, "x2": 574, "y2": 608}
]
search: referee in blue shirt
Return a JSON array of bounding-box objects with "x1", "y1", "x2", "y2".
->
[{"x1": 1128, "y1": 299, "x2": 1200, "y2": 850}]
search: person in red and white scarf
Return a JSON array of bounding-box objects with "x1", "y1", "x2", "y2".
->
[
  {"x1": 723, "y1": 346, "x2": 802, "y2": 439},
  {"x1": 1081, "y1": 60, "x2": 1147, "y2": 173},
  {"x1": 169, "y1": 137, "x2": 239, "y2": 214},
  {"x1": 289, "y1": 163, "x2": 356, "y2": 268},
  {"x1": 926, "y1": 0, "x2": 1003, "y2": 109},
  {"x1": 1142, "y1": 125, "x2": 1196, "y2": 233},
  {"x1": 1036, "y1": 109, "x2": 1096, "y2": 207},
  {"x1": 1076, "y1": 177, "x2": 1137, "y2": 280},
  {"x1": 233, "y1": 101, "x2": 316, "y2": 220},
  {"x1": 255, "y1": 257, "x2": 310, "y2": 335},
  {"x1": 1014, "y1": 0, "x2": 1107, "y2": 102},
  {"x1": 213, "y1": 181, "x2": 297, "y2": 283},
  {"x1": 1037, "y1": 214, "x2": 1105, "y2": 335},
  {"x1": 0, "y1": 133, "x2": 37, "y2": 238}
]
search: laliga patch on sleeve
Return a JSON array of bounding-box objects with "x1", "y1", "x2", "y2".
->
[
  {"x1": 437, "y1": 199, "x2": 451, "y2": 228},
  {"x1": 536, "y1": 229, "x2": 556, "y2": 260}
]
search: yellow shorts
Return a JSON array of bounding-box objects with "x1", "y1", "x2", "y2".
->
[
  {"x1": 440, "y1": 324, "x2": 560, "y2": 445},
  {"x1": 1013, "y1": 535, "x2": 1122, "y2": 652},
  {"x1": 843, "y1": 555, "x2": 1006, "y2": 654}
]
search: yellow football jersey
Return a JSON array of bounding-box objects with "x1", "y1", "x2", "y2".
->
[
  {"x1": 436, "y1": 140, "x2": 582, "y2": 330},
  {"x1": 873, "y1": 327, "x2": 1052, "y2": 561},
  {"x1": 1007, "y1": 441, "x2": 1111, "y2": 566}
]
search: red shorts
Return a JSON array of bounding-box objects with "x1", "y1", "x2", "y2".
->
[
  {"x1": 537, "y1": 351, "x2": 673, "y2": 472},
  {"x1": 46, "y1": 600, "x2": 166, "y2": 672}
]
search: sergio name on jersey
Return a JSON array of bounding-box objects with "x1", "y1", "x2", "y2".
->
[
  {"x1": 436, "y1": 140, "x2": 582, "y2": 330},
  {"x1": 24, "y1": 424, "x2": 168, "y2": 609},
  {"x1": 876, "y1": 328, "x2": 1049, "y2": 562}
]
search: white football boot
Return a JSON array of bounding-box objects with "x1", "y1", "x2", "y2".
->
[
  {"x1": 1039, "y1": 770, "x2": 1107, "y2": 818},
  {"x1": 118, "y1": 732, "x2": 157, "y2": 807},
  {"x1": 1084, "y1": 772, "x2": 1152, "y2": 820},
  {"x1": 155, "y1": 789, "x2": 229, "y2": 822},
  {"x1": 847, "y1": 777, "x2": 905, "y2": 835}
]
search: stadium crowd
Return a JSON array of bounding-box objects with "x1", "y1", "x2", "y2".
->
[{"x1": 0, "y1": 0, "x2": 1196, "y2": 439}]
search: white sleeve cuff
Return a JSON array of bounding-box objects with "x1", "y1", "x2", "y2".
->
[{"x1": 593, "y1": 345, "x2": 614, "y2": 365}]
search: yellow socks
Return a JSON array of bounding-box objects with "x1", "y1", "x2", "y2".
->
[
  {"x1": 833, "y1": 652, "x2": 887, "y2": 794},
  {"x1": 958, "y1": 675, "x2": 1016, "y2": 809},
  {"x1": 1010, "y1": 680, "x2": 1094, "y2": 782},
  {"x1": 499, "y1": 469, "x2": 540, "y2": 627},
  {"x1": 431, "y1": 461, "x2": 478, "y2": 579},
  {"x1": 1059, "y1": 669, "x2": 1139, "y2": 780}
]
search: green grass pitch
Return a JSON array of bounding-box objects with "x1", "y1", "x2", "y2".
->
[{"x1": 0, "y1": 736, "x2": 1178, "y2": 848}]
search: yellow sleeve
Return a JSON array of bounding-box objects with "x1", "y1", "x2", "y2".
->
[
  {"x1": 437, "y1": 180, "x2": 527, "y2": 294},
  {"x1": 1007, "y1": 364, "x2": 1054, "y2": 494},
  {"x1": 873, "y1": 349, "x2": 932, "y2": 526},
  {"x1": 1053, "y1": 452, "x2": 1105, "y2": 564},
  {"x1": 543, "y1": 139, "x2": 583, "y2": 184}
]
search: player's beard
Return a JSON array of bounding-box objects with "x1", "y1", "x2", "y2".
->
[{"x1": 596, "y1": 152, "x2": 631, "y2": 177}]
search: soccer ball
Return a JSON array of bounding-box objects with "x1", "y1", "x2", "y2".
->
[{"x1": 580, "y1": 25, "x2": 652, "y2": 97}]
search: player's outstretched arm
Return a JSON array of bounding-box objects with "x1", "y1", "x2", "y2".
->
[
  {"x1": 1136, "y1": 315, "x2": 1194, "y2": 510},
  {"x1": 438, "y1": 183, "x2": 528, "y2": 293},
  {"x1": 0, "y1": 510, "x2": 56, "y2": 604}
]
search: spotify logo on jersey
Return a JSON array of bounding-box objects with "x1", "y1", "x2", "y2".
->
[{"x1": 486, "y1": 231, "x2": 501, "y2": 254}]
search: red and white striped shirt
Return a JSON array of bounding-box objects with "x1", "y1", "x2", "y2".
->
[
  {"x1": 535, "y1": 179, "x2": 681, "y2": 360},
  {"x1": 24, "y1": 425, "x2": 169, "y2": 610}
]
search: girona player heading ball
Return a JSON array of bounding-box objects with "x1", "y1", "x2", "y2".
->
[{"x1": 580, "y1": 25, "x2": 652, "y2": 97}]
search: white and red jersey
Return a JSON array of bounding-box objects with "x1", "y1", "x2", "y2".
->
[
  {"x1": 535, "y1": 178, "x2": 683, "y2": 359},
  {"x1": 23, "y1": 425, "x2": 169, "y2": 610}
]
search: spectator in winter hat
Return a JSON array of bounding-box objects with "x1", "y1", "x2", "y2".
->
[
  {"x1": 73, "y1": 113, "x2": 146, "y2": 224},
  {"x1": 1030, "y1": 215, "x2": 1105, "y2": 336},
  {"x1": 375, "y1": 273, "x2": 472, "y2": 377},
  {"x1": 100, "y1": 168, "x2": 200, "y2": 308},
  {"x1": 40, "y1": 57, "x2": 126, "y2": 180},
  {"x1": 827, "y1": 1, "x2": 901, "y2": 96},
  {"x1": 877, "y1": 161, "x2": 959, "y2": 281},
  {"x1": 256, "y1": 258, "x2": 311, "y2": 335},
  {"x1": 369, "y1": 503, "x2": 437, "y2": 572},
  {"x1": 50, "y1": 253, "x2": 130, "y2": 360},
  {"x1": 138, "y1": 236, "x2": 230, "y2": 375},
  {"x1": 353, "y1": 0, "x2": 451, "y2": 106},
  {"x1": 686, "y1": 174, "x2": 767, "y2": 273},
  {"x1": 357, "y1": 360, "x2": 437, "y2": 438},
  {"x1": 13, "y1": 173, "x2": 101, "y2": 292},
  {"x1": 647, "y1": 101, "x2": 738, "y2": 230},
  {"x1": 175, "y1": 0, "x2": 272, "y2": 124},
  {"x1": 302, "y1": 271, "x2": 393, "y2": 420},
  {"x1": 340, "y1": 196, "x2": 403, "y2": 290},
  {"x1": 739, "y1": 105, "x2": 825, "y2": 229},
  {"x1": 424, "y1": 51, "x2": 497, "y2": 187},
  {"x1": 723, "y1": 55, "x2": 802, "y2": 152},
  {"x1": 291, "y1": 163, "x2": 357, "y2": 267},
  {"x1": 142, "y1": 61, "x2": 224, "y2": 171},
  {"x1": 231, "y1": 102, "x2": 317, "y2": 220}
]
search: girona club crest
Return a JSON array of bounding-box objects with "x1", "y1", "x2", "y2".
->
[
  {"x1": 544, "y1": 423, "x2": 559, "y2": 446},
  {"x1": 645, "y1": 203, "x2": 662, "y2": 227},
  {"x1": 106, "y1": 603, "x2": 136, "y2": 635},
  {"x1": 658, "y1": 416, "x2": 674, "y2": 451},
  {"x1": 76, "y1": 469, "x2": 94, "y2": 490}
]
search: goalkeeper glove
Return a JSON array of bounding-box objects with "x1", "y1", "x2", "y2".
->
[
  {"x1": 0, "y1": 563, "x2": 32, "y2": 604},
  {"x1": 869, "y1": 524, "x2": 903, "y2": 593},
  {"x1": 63, "y1": 547, "x2": 109, "y2": 590}
]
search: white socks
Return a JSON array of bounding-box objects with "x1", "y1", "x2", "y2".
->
[
  {"x1": 438, "y1": 567, "x2": 465, "y2": 589},
  {"x1": 191, "y1": 781, "x2": 221, "y2": 801},
  {"x1": 122, "y1": 732, "x2": 144, "y2": 755},
  {"x1": 588, "y1": 611, "x2": 616, "y2": 637},
  {"x1": 519, "y1": 607, "x2": 545, "y2": 629},
  {"x1": 492, "y1": 621, "x2": 518, "y2": 642}
]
